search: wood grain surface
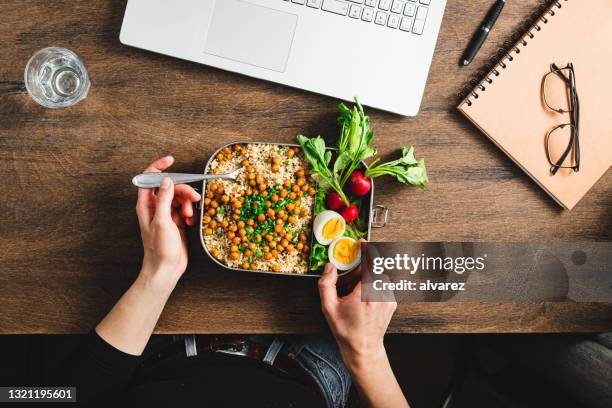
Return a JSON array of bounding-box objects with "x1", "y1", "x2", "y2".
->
[{"x1": 1, "y1": 0, "x2": 610, "y2": 334}]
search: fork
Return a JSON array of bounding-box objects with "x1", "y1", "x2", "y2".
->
[{"x1": 132, "y1": 167, "x2": 244, "y2": 189}]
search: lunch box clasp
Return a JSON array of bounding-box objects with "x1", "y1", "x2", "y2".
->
[{"x1": 370, "y1": 204, "x2": 388, "y2": 228}]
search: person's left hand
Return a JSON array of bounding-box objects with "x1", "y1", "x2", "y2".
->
[{"x1": 136, "y1": 156, "x2": 201, "y2": 287}]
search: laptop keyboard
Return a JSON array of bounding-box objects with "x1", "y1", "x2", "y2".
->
[{"x1": 282, "y1": 0, "x2": 430, "y2": 35}]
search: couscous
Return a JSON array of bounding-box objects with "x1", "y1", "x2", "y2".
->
[{"x1": 202, "y1": 143, "x2": 315, "y2": 274}]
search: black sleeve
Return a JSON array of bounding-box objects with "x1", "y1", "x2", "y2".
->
[{"x1": 52, "y1": 330, "x2": 141, "y2": 404}]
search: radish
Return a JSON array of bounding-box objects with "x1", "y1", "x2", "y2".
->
[
  {"x1": 326, "y1": 191, "x2": 345, "y2": 211},
  {"x1": 348, "y1": 170, "x2": 371, "y2": 196},
  {"x1": 340, "y1": 205, "x2": 359, "y2": 222}
]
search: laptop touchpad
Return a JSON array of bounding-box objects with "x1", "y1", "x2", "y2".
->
[{"x1": 204, "y1": 0, "x2": 297, "y2": 73}]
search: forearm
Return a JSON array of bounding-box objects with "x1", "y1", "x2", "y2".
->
[
  {"x1": 96, "y1": 266, "x2": 177, "y2": 355},
  {"x1": 344, "y1": 346, "x2": 409, "y2": 408}
]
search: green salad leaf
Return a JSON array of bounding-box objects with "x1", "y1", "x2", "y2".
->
[{"x1": 365, "y1": 146, "x2": 428, "y2": 188}]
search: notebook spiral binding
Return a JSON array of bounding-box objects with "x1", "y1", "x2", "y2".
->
[{"x1": 458, "y1": 0, "x2": 568, "y2": 106}]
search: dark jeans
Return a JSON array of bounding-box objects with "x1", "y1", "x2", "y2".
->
[{"x1": 143, "y1": 334, "x2": 353, "y2": 408}]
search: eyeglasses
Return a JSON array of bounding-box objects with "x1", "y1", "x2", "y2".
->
[{"x1": 542, "y1": 62, "x2": 580, "y2": 175}]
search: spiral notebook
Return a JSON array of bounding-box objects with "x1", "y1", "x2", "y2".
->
[{"x1": 457, "y1": 0, "x2": 612, "y2": 210}]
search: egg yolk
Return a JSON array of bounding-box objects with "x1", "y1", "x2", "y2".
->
[
  {"x1": 322, "y1": 218, "x2": 344, "y2": 241},
  {"x1": 334, "y1": 238, "x2": 359, "y2": 264}
]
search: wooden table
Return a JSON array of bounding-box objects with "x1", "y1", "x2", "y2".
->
[{"x1": 1, "y1": 0, "x2": 610, "y2": 334}]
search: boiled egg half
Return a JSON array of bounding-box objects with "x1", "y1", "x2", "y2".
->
[
  {"x1": 328, "y1": 237, "x2": 361, "y2": 271},
  {"x1": 313, "y1": 210, "x2": 346, "y2": 245}
]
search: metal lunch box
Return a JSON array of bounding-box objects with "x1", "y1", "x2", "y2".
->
[{"x1": 199, "y1": 142, "x2": 387, "y2": 277}]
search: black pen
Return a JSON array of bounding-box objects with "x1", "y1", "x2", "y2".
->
[{"x1": 461, "y1": 0, "x2": 507, "y2": 66}]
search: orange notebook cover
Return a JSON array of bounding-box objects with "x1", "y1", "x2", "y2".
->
[{"x1": 457, "y1": 0, "x2": 612, "y2": 210}]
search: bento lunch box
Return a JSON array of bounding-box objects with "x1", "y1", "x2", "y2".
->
[{"x1": 199, "y1": 142, "x2": 387, "y2": 277}]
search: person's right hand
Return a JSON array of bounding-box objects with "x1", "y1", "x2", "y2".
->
[
  {"x1": 136, "y1": 156, "x2": 201, "y2": 288},
  {"x1": 318, "y1": 262, "x2": 397, "y2": 371}
]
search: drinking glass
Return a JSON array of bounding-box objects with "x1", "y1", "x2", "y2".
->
[{"x1": 24, "y1": 47, "x2": 90, "y2": 108}]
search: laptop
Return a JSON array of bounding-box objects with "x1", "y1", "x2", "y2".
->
[{"x1": 120, "y1": 0, "x2": 447, "y2": 116}]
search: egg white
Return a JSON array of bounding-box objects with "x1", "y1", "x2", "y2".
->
[
  {"x1": 328, "y1": 237, "x2": 361, "y2": 271},
  {"x1": 313, "y1": 210, "x2": 346, "y2": 245}
]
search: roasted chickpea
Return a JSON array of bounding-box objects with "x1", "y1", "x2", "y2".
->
[
  {"x1": 249, "y1": 180, "x2": 257, "y2": 187},
  {"x1": 230, "y1": 252, "x2": 239, "y2": 261},
  {"x1": 266, "y1": 234, "x2": 274, "y2": 242},
  {"x1": 269, "y1": 241, "x2": 277, "y2": 249},
  {"x1": 234, "y1": 144, "x2": 242, "y2": 152},
  {"x1": 204, "y1": 197, "x2": 211, "y2": 206},
  {"x1": 285, "y1": 233, "x2": 293, "y2": 241},
  {"x1": 296, "y1": 242, "x2": 304, "y2": 251},
  {"x1": 249, "y1": 242, "x2": 257, "y2": 251},
  {"x1": 258, "y1": 184, "x2": 267, "y2": 192},
  {"x1": 286, "y1": 245, "x2": 294, "y2": 253},
  {"x1": 271, "y1": 164, "x2": 280, "y2": 172},
  {"x1": 281, "y1": 239, "x2": 289, "y2": 247},
  {"x1": 297, "y1": 191, "x2": 303, "y2": 198},
  {"x1": 242, "y1": 159, "x2": 250, "y2": 167},
  {"x1": 242, "y1": 262, "x2": 250, "y2": 270},
  {"x1": 255, "y1": 234, "x2": 262, "y2": 242},
  {"x1": 211, "y1": 248, "x2": 220, "y2": 258},
  {"x1": 244, "y1": 250, "x2": 252, "y2": 257},
  {"x1": 271, "y1": 194, "x2": 279, "y2": 203},
  {"x1": 276, "y1": 218, "x2": 284, "y2": 225},
  {"x1": 287, "y1": 149, "x2": 295, "y2": 158},
  {"x1": 232, "y1": 237, "x2": 241, "y2": 244},
  {"x1": 238, "y1": 228, "x2": 246, "y2": 237},
  {"x1": 234, "y1": 201, "x2": 242, "y2": 209},
  {"x1": 230, "y1": 245, "x2": 239, "y2": 252},
  {"x1": 211, "y1": 201, "x2": 219, "y2": 209},
  {"x1": 221, "y1": 220, "x2": 229, "y2": 229},
  {"x1": 228, "y1": 231, "x2": 235, "y2": 239},
  {"x1": 271, "y1": 249, "x2": 279, "y2": 258},
  {"x1": 277, "y1": 209, "x2": 286, "y2": 218},
  {"x1": 267, "y1": 209, "x2": 275, "y2": 218},
  {"x1": 207, "y1": 208, "x2": 216, "y2": 216},
  {"x1": 288, "y1": 216, "x2": 297, "y2": 224},
  {"x1": 266, "y1": 201, "x2": 272, "y2": 208},
  {"x1": 229, "y1": 224, "x2": 238, "y2": 232},
  {"x1": 289, "y1": 192, "x2": 297, "y2": 200},
  {"x1": 262, "y1": 190, "x2": 269, "y2": 197},
  {"x1": 203, "y1": 215, "x2": 212, "y2": 224},
  {"x1": 206, "y1": 191, "x2": 213, "y2": 199},
  {"x1": 296, "y1": 178, "x2": 305, "y2": 187},
  {"x1": 280, "y1": 189, "x2": 288, "y2": 198},
  {"x1": 296, "y1": 169, "x2": 305, "y2": 178},
  {"x1": 234, "y1": 209, "x2": 241, "y2": 215},
  {"x1": 273, "y1": 157, "x2": 281, "y2": 165},
  {"x1": 209, "y1": 220, "x2": 218, "y2": 229},
  {"x1": 257, "y1": 213, "x2": 266, "y2": 222},
  {"x1": 205, "y1": 228, "x2": 213, "y2": 235},
  {"x1": 232, "y1": 214, "x2": 240, "y2": 221},
  {"x1": 248, "y1": 173, "x2": 256, "y2": 180},
  {"x1": 221, "y1": 195, "x2": 230, "y2": 203},
  {"x1": 209, "y1": 183, "x2": 218, "y2": 192},
  {"x1": 308, "y1": 187, "x2": 316, "y2": 196},
  {"x1": 237, "y1": 220, "x2": 245, "y2": 228},
  {"x1": 264, "y1": 253, "x2": 273, "y2": 261},
  {"x1": 274, "y1": 225, "x2": 283, "y2": 234},
  {"x1": 272, "y1": 264, "x2": 281, "y2": 272},
  {"x1": 246, "y1": 219, "x2": 254, "y2": 226},
  {"x1": 246, "y1": 188, "x2": 253, "y2": 196},
  {"x1": 286, "y1": 203, "x2": 295, "y2": 212},
  {"x1": 301, "y1": 184, "x2": 309, "y2": 192}
]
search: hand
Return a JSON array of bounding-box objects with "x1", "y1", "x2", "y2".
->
[
  {"x1": 318, "y1": 262, "x2": 397, "y2": 371},
  {"x1": 135, "y1": 156, "x2": 201, "y2": 288}
]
